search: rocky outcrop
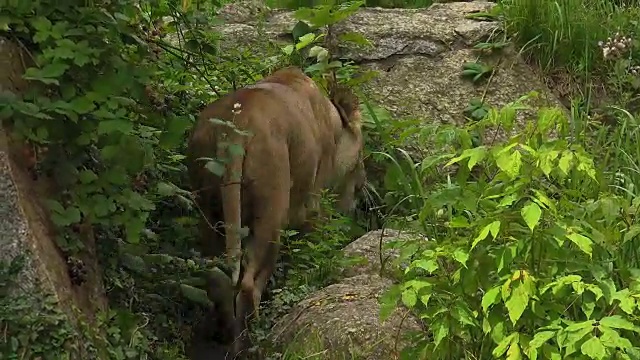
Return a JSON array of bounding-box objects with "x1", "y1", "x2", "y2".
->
[
  {"x1": 215, "y1": 1, "x2": 564, "y2": 142},
  {"x1": 271, "y1": 273, "x2": 422, "y2": 360},
  {"x1": 268, "y1": 228, "x2": 425, "y2": 359}
]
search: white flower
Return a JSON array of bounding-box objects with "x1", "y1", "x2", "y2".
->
[{"x1": 232, "y1": 102, "x2": 242, "y2": 115}]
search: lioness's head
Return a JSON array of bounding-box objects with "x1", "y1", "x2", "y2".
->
[{"x1": 326, "y1": 76, "x2": 366, "y2": 214}]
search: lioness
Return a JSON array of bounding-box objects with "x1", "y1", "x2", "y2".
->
[{"x1": 186, "y1": 66, "x2": 365, "y2": 357}]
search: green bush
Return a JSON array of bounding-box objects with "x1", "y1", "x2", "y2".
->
[{"x1": 374, "y1": 90, "x2": 640, "y2": 358}]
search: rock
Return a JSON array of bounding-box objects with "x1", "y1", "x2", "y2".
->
[
  {"x1": 217, "y1": 0, "x2": 271, "y2": 25},
  {"x1": 342, "y1": 228, "x2": 429, "y2": 279},
  {"x1": 216, "y1": 1, "x2": 565, "y2": 143},
  {"x1": 270, "y1": 274, "x2": 423, "y2": 360}
]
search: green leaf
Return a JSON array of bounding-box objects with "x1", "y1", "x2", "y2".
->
[
  {"x1": 97, "y1": 119, "x2": 133, "y2": 135},
  {"x1": 538, "y1": 149, "x2": 559, "y2": 176},
  {"x1": 558, "y1": 150, "x2": 574, "y2": 175},
  {"x1": 482, "y1": 286, "x2": 501, "y2": 314},
  {"x1": 227, "y1": 143, "x2": 245, "y2": 157},
  {"x1": 562, "y1": 321, "x2": 594, "y2": 348},
  {"x1": 296, "y1": 32, "x2": 319, "y2": 50},
  {"x1": 121, "y1": 253, "x2": 146, "y2": 274},
  {"x1": 521, "y1": 202, "x2": 542, "y2": 231},
  {"x1": 338, "y1": 32, "x2": 371, "y2": 47},
  {"x1": 78, "y1": 170, "x2": 98, "y2": 184},
  {"x1": 379, "y1": 285, "x2": 400, "y2": 322},
  {"x1": 467, "y1": 146, "x2": 487, "y2": 170},
  {"x1": 433, "y1": 322, "x2": 449, "y2": 348},
  {"x1": 35, "y1": 126, "x2": 48, "y2": 141},
  {"x1": 69, "y1": 96, "x2": 96, "y2": 114},
  {"x1": 612, "y1": 289, "x2": 636, "y2": 314},
  {"x1": 599, "y1": 315, "x2": 636, "y2": 331},
  {"x1": 45, "y1": 199, "x2": 65, "y2": 214},
  {"x1": 493, "y1": 332, "x2": 517, "y2": 358},
  {"x1": 529, "y1": 331, "x2": 556, "y2": 349},
  {"x1": 580, "y1": 336, "x2": 606, "y2": 360},
  {"x1": 566, "y1": 232, "x2": 593, "y2": 257},
  {"x1": 124, "y1": 215, "x2": 145, "y2": 244},
  {"x1": 445, "y1": 147, "x2": 486, "y2": 168},
  {"x1": 576, "y1": 152, "x2": 597, "y2": 180},
  {"x1": 51, "y1": 206, "x2": 81, "y2": 227},
  {"x1": 204, "y1": 160, "x2": 225, "y2": 177},
  {"x1": 452, "y1": 248, "x2": 469, "y2": 268},
  {"x1": 581, "y1": 295, "x2": 596, "y2": 319},
  {"x1": 23, "y1": 63, "x2": 70, "y2": 85},
  {"x1": 157, "y1": 182, "x2": 177, "y2": 197},
  {"x1": 92, "y1": 195, "x2": 115, "y2": 218},
  {"x1": 412, "y1": 259, "x2": 438, "y2": 273},
  {"x1": 291, "y1": 20, "x2": 313, "y2": 42},
  {"x1": 0, "y1": 16, "x2": 10, "y2": 31},
  {"x1": 496, "y1": 149, "x2": 522, "y2": 178},
  {"x1": 401, "y1": 289, "x2": 417, "y2": 308},
  {"x1": 405, "y1": 279, "x2": 431, "y2": 291},
  {"x1": 419, "y1": 293, "x2": 431, "y2": 307},
  {"x1": 507, "y1": 339, "x2": 522, "y2": 360},
  {"x1": 505, "y1": 282, "x2": 530, "y2": 325},
  {"x1": 498, "y1": 194, "x2": 518, "y2": 208},
  {"x1": 471, "y1": 220, "x2": 500, "y2": 249},
  {"x1": 453, "y1": 304, "x2": 477, "y2": 327},
  {"x1": 599, "y1": 327, "x2": 632, "y2": 350},
  {"x1": 623, "y1": 224, "x2": 640, "y2": 243},
  {"x1": 180, "y1": 284, "x2": 212, "y2": 307},
  {"x1": 159, "y1": 117, "x2": 191, "y2": 150},
  {"x1": 282, "y1": 44, "x2": 294, "y2": 56},
  {"x1": 31, "y1": 16, "x2": 52, "y2": 31}
]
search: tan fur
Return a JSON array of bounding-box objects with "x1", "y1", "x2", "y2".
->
[{"x1": 186, "y1": 66, "x2": 365, "y2": 356}]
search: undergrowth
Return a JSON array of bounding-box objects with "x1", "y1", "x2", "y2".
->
[{"x1": 500, "y1": 0, "x2": 640, "y2": 111}]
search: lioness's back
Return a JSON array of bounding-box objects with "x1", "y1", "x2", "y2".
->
[{"x1": 187, "y1": 69, "x2": 333, "y2": 210}]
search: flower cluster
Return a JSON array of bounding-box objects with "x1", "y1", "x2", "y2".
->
[
  {"x1": 598, "y1": 32, "x2": 633, "y2": 60},
  {"x1": 232, "y1": 102, "x2": 242, "y2": 115}
]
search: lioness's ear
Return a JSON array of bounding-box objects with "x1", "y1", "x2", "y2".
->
[{"x1": 329, "y1": 82, "x2": 361, "y2": 130}]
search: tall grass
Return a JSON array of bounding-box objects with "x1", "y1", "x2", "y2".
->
[{"x1": 500, "y1": 0, "x2": 640, "y2": 77}]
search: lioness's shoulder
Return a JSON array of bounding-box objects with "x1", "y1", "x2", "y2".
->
[{"x1": 259, "y1": 67, "x2": 319, "y2": 92}]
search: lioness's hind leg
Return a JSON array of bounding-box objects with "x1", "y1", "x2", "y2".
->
[
  {"x1": 233, "y1": 171, "x2": 290, "y2": 357},
  {"x1": 251, "y1": 237, "x2": 281, "y2": 318},
  {"x1": 239, "y1": 189, "x2": 289, "y2": 319}
]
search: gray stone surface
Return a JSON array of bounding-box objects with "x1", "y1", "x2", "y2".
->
[
  {"x1": 342, "y1": 228, "x2": 428, "y2": 279},
  {"x1": 0, "y1": 139, "x2": 37, "y2": 288},
  {"x1": 215, "y1": 1, "x2": 565, "y2": 144},
  {"x1": 271, "y1": 274, "x2": 422, "y2": 360},
  {"x1": 0, "y1": 37, "x2": 41, "y2": 292}
]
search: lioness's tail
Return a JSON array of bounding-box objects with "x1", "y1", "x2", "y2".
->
[{"x1": 217, "y1": 127, "x2": 245, "y2": 288}]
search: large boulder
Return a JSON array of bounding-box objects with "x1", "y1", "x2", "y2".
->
[
  {"x1": 270, "y1": 274, "x2": 423, "y2": 360},
  {"x1": 268, "y1": 228, "x2": 429, "y2": 359},
  {"x1": 215, "y1": 1, "x2": 565, "y2": 141}
]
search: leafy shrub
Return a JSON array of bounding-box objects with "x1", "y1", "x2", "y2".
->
[{"x1": 376, "y1": 92, "x2": 640, "y2": 359}]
